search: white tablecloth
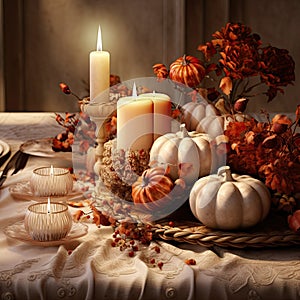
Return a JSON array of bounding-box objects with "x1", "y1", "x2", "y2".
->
[{"x1": 0, "y1": 112, "x2": 300, "y2": 300}]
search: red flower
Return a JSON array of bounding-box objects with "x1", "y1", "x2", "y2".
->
[
  {"x1": 197, "y1": 22, "x2": 294, "y2": 109},
  {"x1": 259, "y1": 46, "x2": 295, "y2": 101},
  {"x1": 219, "y1": 43, "x2": 260, "y2": 80},
  {"x1": 211, "y1": 22, "x2": 261, "y2": 48}
]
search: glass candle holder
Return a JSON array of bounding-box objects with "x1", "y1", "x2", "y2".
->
[
  {"x1": 30, "y1": 166, "x2": 73, "y2": 197},
  {"x1": 24, "y1": 202, "x2": 73, "y2": 241}
]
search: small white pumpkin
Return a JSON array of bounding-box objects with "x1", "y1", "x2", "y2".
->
[
  {"x1": 189, "y1": 166, "x2": 271, "y2": 230},
  {"x1": 182, "y1": 102, "x2": 219, "y2": 131},
  {"x1": 182, "y1": 101, "x2": 250, "y2": 138},
  {"x1": 150, "y1": 124, "x2": 218, "y2": 184}
]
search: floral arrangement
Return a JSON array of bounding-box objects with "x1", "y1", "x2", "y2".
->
[
  {"x1": 153, "y1": 22, "x2": 295, "y2": 114},
  {"x1": 153, "y1": 22, "x2": 300, "y2": 232},
  {"x1": 58, "y1": 23, "x2": 300, "y2": 241}
]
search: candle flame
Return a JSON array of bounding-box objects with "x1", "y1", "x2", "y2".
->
[
  {"x1": 97, "y1": 25, "x2": 103, "y2": 51},
  {"x1": 47, "y1": 197, "x2": 51, "y2": 214},
  {"x1": 132, "y1": 82, "x2": 137, "y2": 98},
  {"x1": 50, "y1": 165, "x2": 54, "y2": 176}
]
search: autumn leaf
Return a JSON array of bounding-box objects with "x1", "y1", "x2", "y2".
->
[{"x1": 219, "y1": 76, "x2": 232, "y2": 96}]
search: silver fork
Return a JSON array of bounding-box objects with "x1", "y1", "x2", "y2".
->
[
  {"x1": 0, "y1": 150, "x2": 11, "y2": 169},
  {"x1": 0, "y1": 151, "x2": 29, "y2": 187}
]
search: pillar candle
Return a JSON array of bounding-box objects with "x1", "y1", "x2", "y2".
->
[
  {"x1": 89, "y1": 25, "x2": 110, "y2": 101},
  {"x1": 139, "y1": 92, "x2": 172, "y2": 139},
  {"x1": 117, "y1": 96, "x2": 153, "y2": 151}
]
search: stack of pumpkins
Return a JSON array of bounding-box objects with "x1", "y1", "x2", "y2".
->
[{"x1": 130, "y1": 100, "x2": 272, "y2": 230}]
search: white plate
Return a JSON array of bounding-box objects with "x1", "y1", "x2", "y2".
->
[
  {"x1": 0, "y1": 140, "x2": 10, "y2": 158},
  {"x1": 9, "y1": 180, "x2": 85, "y2": 202},
  {"x1": 20, "y1": 138, "x2": 72, "y2": 159},
  {"x1": 4, "y1": 221, "x2": 88, "y2": 247}
]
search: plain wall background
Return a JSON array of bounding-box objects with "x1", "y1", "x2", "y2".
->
[{"x1": 1, "y1": 0, "x2": 299, "y2": 113}]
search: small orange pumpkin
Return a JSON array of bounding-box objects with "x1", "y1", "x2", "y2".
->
[
  {"x1": 169, "y1": 55, "x2": 206, "y2": 88},
  {"x1": 132, "y1": 167, "x2": 174, "y2": 210}
]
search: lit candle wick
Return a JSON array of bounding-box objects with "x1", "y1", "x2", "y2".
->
[{"x1": 47, "y1": 197, "x2": 51, "y2": 214}]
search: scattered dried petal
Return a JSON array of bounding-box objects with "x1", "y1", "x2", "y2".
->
[
  {"x1": 288, "y1": 210, "x2": 300, "y2": 232},
  {"x1": 185, "y1": 259, "x2": 196, "y2": 265}
]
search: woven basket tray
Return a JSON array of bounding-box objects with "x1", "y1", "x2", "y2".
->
[{"x1": 152, "y1": 203, "x2": 300, "y2": 249}]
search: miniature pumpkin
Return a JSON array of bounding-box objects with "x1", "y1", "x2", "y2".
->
[
  {"x1": 169, "y1": 55, "x2": 206, "y2": 88},
  {"x1": 150, "y1": 124, "x2": 219, "y2": 184},
  {"x1": 182, "y1": 102, "x2": 218, "y2": 132},
  {"x1": 195, "y1": 113, "x2": 250, "y2": 138},
  {"x1": 182, "y1": 101, "x2": 250, "y2": 138},
  {"x1": 132, "y1": 167, "x2": 174, "y2": 210},
  {"x1": 189, "y1": 166, "x2": 271, "y2": 230}
]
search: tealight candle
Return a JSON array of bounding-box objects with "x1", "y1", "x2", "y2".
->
[
  {"x1": 30, "y1": 166, "x2": 73, "y2": 197},
  {"x1": 24, "y1": 200, "x2": 72, "y2": 241}
]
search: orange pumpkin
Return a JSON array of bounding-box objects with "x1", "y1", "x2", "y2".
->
[
  {"x1": 169, "y1": 55, "x2": 205, "y2": 88},
  {"x1": 132, "y1": 167, "x2": 174, "y2": 209}
]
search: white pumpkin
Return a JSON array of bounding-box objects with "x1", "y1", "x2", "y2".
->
[
  {"x1": 182, "y1": 102, "x2": 218, "y2": 132},
  {"x1": 195, "y1": 113, "x2": 251, "y2": 138},
  {"x1": 189, "y1": 166, "x2": 271, "y2": 230},
  {"x1": 182, "y1": 101, "x2": 250, "y2": 138},
  {"x1": 150, "y1": 124, "x2": 218, "y2": 184}
]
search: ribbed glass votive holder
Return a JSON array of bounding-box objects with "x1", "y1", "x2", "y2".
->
[
  {"x1": 30, "y1": 166, "x2": 73, "y2": 197},
  {"x1": 24, "y1": 202, "x2": 73, "y2": 241}
]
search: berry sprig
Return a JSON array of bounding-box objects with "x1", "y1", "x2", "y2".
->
[
  {"x1": 52, "y1": 112, "x2": 79, "y2": 152},
  {"x1": 71, "y1": 202, "x2": 198, "y2": 269}
]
